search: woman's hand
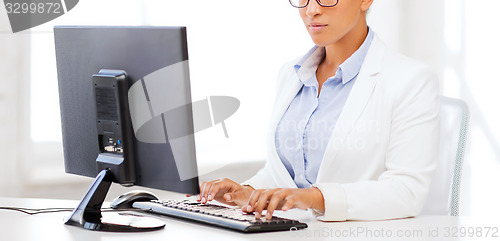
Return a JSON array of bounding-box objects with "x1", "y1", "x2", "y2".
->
[
  {"x1": 189, "y1": 178, "x2": 254, "y2": 207},
  {"x1": 242, "y1": 187, "x2": 325, "y2": 220}
]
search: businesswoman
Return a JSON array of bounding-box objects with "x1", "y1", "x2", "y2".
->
[{"x1": 195, "y1": 0, "x2": 440, "y2": 221}]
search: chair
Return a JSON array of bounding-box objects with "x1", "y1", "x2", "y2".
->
[{"x1": 421, "y1": 96, "x2": 470, "y2": 216}]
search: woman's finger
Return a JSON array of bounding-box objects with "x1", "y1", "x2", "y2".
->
[
  {"x1": 253, "y1": 189, "x2": 276, "y2": 219},
  {"x1": 281, "y1": 195, "x2": 296, "y2": 211},
  {"x1": 199, "y1": 180, "x2": 217, "y2": 203},
  {"x1": 245, "y1": 189, "x2": 263, "y2": 213},
  {"x1": 207, "y1": 178, "x2": 232, "y2": 201},
  {"x1": 223, "y1": 189, "x2": 249, "y2": 207},
  {"x1": 265, "y1": 190, "x2": 288, "y2": 219}
]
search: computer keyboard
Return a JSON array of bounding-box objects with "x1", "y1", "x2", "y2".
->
[{"x1": 132, "y1": 199, "x2": 308, "y2": 233}]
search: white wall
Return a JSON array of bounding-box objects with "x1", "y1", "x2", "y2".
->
[
  {"x1": 0, "y1": 5, "x2": 30, "y2": 196},
  {"x1": 0, "y1": 0, "x2": 499, "y2": 216}
]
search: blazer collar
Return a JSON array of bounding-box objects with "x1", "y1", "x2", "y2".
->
[
  {"x1": 317, "y1": 35, "x2": 386, "y2": 179},
  {"x1": 272, "y1": 34, "x2": 386, "y2": 129},
  {"x1": 274, "y1": 34, "x2": 385, "y2": 125},
  {"x1": 268, "y1": 34, "x2": 387, "y2": 185}
]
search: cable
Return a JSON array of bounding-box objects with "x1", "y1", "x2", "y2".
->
[
  {"x1": 0, "y1": 206, "x2": 137, "y2": 215},
  {"x1": 0, "y1": 207, "x2": 72, "y2": 215}
]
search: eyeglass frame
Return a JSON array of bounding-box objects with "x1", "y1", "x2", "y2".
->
[{"x1": 289, "y1": 0, "x2": 339, "y2": 8}]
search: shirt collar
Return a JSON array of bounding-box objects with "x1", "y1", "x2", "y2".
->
[
  {"x1": 339, "y1": 28, "x2": 374, "y2": 84},
  {"x1": 294, "y1": 46, "x2": 324, "y2": 87},
  {"x1": 294, "y1": 27, "x2": 375, "y2": 86}
]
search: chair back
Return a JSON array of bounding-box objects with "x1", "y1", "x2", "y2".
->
[{"x1": 421, "y1": 96, "x2": 470, "y2": 216}]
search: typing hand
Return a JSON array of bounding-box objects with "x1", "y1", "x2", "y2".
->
[
  {"x1": 242, "y1": 187, "x2": 325, "y2": 220},
  {"x1": 186, "y1": 178, "x2": 254, "y2": 207}
]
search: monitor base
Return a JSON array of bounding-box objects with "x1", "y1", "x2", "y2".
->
[{"x1": 65, "y1": 169, "x2": 165, "y2": 232}]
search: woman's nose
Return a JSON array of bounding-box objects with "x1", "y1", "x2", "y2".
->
[{"x1": 305, "y1": 0, "x2": 322, "y2": 17}]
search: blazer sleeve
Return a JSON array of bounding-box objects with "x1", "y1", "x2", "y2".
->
[{"x1": 314, "y1": 64, "x2": 441, "y2": 221}]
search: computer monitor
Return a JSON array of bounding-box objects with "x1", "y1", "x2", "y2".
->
[{"x1": 54, "y1": 26, "x2": 200, "y2": 232}]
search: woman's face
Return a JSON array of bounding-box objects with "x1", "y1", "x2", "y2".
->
[{"x1": 299, "y1": 0, "x2": 372, "y2": 47}]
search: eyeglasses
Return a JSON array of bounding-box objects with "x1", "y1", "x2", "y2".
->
[{"x1": 289, "y1": 0, "x2": 339, "y2": 8}]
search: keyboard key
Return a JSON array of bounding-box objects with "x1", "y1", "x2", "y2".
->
[{"x1": 133, "y1": 200, "x2": 308, "y2": 233}]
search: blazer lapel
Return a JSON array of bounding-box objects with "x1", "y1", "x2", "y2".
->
[
  {"x1": 267, "y1": 69, "x2": 303, "y2": 188},
  {"x1": 317, "y1": 35, "x2": 386, "y2": 180},
  {"x1": 271, "y1": 79, "x2": 303, "y2": 131}
]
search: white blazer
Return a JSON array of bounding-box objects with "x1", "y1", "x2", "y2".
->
[{"x1": 244, "y1": 34, "x2": 440, "y2": 221}]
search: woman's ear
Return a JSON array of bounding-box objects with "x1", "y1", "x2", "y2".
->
[{"x1": 360, "y1": 0, "x2": 374, "y2": 11}]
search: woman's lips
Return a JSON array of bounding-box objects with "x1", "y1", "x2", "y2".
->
[{"x1": 309, "y1": 23, "x2": 328, "y2": 32}]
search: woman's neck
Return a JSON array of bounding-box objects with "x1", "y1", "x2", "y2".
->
[{"x1": 322, "y1": 21, "x2": 369, "y2": 69}]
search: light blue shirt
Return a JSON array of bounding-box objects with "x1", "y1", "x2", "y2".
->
[{"x1": 275, "y1": 28, "x2": 374, "y2": 188}]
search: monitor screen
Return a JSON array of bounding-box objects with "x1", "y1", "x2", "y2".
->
[{"x1": 54, "y1": 26, "x2": 200, "y2": 195}]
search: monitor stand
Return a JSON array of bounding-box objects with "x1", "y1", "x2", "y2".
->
[{"x1": 64, "y1": 169, "x2": 165, "y2": 232}]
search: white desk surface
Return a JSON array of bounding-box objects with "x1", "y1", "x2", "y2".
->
[{"x1": 0, "y1": 197, "x2": 498, "y2": 241}]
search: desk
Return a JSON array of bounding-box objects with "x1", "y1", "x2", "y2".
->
[{"x1": 0, "y1": 197, "x2": 497, "y2": 241}]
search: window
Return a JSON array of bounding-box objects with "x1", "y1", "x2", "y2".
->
[{"x1": 27, "y1": 0, "x2": 312, "y2": 180}]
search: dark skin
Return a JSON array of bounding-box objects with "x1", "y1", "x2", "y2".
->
[{"x1": 189, "y1": 0, "x2": 374, "y2": 219}]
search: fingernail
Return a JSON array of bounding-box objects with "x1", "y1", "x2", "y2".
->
[
  {"x1": 196, "y1": 195, "x2": 201, "y2": 201},
  {"x1": 224, "y1": 194, "x2": 231, "y2": 201},
  {"x1": 246, "y1": 205, "x2": 252, "y2": 212},
  {"x1": 208, "y1": 195, "x2": 212, "y2": 201},
  {"x1": 265, "y1": 213, "x2": 272, "y2": 219},
  {"x1": 201, "y1": 197, "x2": 206, "y2": 203},
  {"x1": 282, "y1": 205, "x2": 289, "y2": 211}
]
